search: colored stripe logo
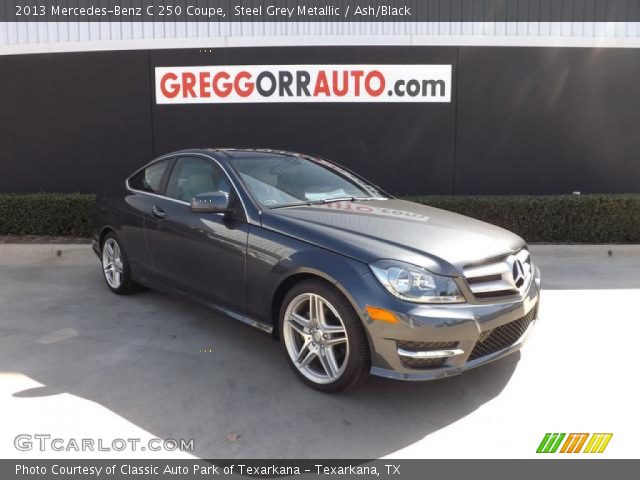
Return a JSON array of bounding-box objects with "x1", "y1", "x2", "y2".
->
[{"x1": 537, "y1": 433, "x2": 612, "y2": 453}]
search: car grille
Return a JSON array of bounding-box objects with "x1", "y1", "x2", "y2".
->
[
  {"x1": 463, "y1": 249, "x2": 533, "y2": 300},
  {"x1": 397, "y1": 340, "x2": 458, "y2": 369},
  {"x1": 468, "y1": 307, "x2": 537, "y2": 361}
]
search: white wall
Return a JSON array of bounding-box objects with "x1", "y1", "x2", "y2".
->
[{"x1": 2, "y1": 22, "x2": 640, "y2": 55}]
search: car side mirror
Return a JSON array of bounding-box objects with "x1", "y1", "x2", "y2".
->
[{"x1": 191, "y1": 192, "x2": 233, "y2": 214}]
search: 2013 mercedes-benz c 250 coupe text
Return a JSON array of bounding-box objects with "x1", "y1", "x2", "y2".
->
[{"x1": 93, "y1": 149, "x2": 541, "y2": 392}]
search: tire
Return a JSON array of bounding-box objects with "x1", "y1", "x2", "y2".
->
[
  {"x1": 279, "y1": 279, "x2": 370, "y2": 393},
  {"x1": 100, "y1": 232, "x2": 141, "y2": 295}
]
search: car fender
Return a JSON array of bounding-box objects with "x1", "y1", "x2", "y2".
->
[{"x1": 247, "y1": 227, "x2": 370, "y2": 326}]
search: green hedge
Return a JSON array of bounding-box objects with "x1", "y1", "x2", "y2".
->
[
  {"x1": 407, "y1": 194, "x2": 640, "y2": 244},
  {"x1": 0, "y1": 193, "x2": 639, "y2": 243},
  {"x1": 0, "y1": 193, "x2": 95, "y2": 237}
]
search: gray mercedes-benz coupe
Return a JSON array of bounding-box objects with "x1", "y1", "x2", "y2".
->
[{"x1": 93, "y1": 149, "x2": 541, "y2": 392}]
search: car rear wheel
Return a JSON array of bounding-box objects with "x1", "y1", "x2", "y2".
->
[
  {"x1": 279, "y1": 279, "x2": 369, "y2": 392},
  {"x1": 101, "y1": 233, "x2": 140, "y2": 295}
]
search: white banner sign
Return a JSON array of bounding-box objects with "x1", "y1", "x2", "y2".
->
[{"x1": 155, "y1": 64, "x2": 451, "y2": 104}]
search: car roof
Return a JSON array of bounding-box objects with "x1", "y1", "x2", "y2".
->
[{"x1": 164, "y1": 148, "x2": 307, "y2": 162}]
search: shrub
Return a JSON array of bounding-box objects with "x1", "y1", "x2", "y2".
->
[
  {"x1": 406, "y1": 194, "x2": 640, "y2": 243},
  {"x1": 0, "y1": 193, "x2": 639, "y2": 243},
  {"x1": 0, "y1": 193, "x2": 95, "y2": 237}
]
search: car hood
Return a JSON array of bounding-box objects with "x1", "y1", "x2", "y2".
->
[{"x1": 260, "y1": 199, "x2": 525, "y2": 277}]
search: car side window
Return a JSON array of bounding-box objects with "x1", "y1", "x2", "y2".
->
[
  {"x1": 165, "y1": 156, "x2": 231, "y2": 203},
  {"x1": 128, "y1": 159, "x2": 170, "y2": 194}
]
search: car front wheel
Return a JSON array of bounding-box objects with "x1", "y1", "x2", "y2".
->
[{"x1": 279, "y1": 279, "x2": 369, "y2": 392}]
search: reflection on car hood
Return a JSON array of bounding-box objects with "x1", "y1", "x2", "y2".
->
[{"x1": 260, "y1": 199, "x2": 525, "y2": 276}]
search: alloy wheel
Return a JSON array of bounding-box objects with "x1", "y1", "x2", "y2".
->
[
  {"x1": 102, "y1": 238, "x2": 124, "y2": 289},
  {"x1": 283, "y1": 293, "x2": 350, "y2": 384}
]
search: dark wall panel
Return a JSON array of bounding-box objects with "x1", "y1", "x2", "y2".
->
[
  {"x1": 455, "y1": 47, "x2": 640, "y2": 194},
  {"x1": 0, "y1": 50, "x2": 153, "y2": 193},
  {"x1": 1, "y1": 46, "x2": 640, "y2": 196},
  {"x1": 150, "y1": 47, "x2": 458, "y2": 195}
]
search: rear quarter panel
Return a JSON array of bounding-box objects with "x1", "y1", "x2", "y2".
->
[{"x1": 93, "y1": 187, "x2": 154, "y2": 279}]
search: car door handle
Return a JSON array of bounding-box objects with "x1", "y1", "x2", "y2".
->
[{"x1": 151, "y1": 205, "x2": 166, "y2": 219}]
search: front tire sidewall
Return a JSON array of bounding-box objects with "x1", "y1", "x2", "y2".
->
[{"x1": 279, "y1": 279, "x2": 369, "y2": 393}]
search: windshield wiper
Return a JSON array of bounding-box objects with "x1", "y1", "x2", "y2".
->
[
  {"x1": 324, "y1": 196, "x2": 388, "y2": 203},
  {"x1": 269, "y1": 196, "x2": 387, "y2": 210},
  {"x1": 317, "y1": 197, "x2": 356, "y2": 204},
  {"x1": 273, "y1": 197, "x2": 357, "y2": 207},
  {"x1": 269, "y1": 201, "x2": 313, "y2": 210},
  {"x1": 314, "y1": 196, "x2": 388, "y2": 205}
]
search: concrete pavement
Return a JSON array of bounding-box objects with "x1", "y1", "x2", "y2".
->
[{"x1": 0, "y1": 245, "x2": 639, "y2": 458}]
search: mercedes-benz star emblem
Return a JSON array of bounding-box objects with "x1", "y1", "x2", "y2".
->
[{"x1": 512, "y1": 259, "x2": 526, "y2": 288}]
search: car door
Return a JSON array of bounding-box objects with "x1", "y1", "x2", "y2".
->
[
  {"x1": 143, "y1": 155, "x2": 248, "y2": 312},
  {"x1": 123, "y1": 157, "x2": 174, "y2": 281}
]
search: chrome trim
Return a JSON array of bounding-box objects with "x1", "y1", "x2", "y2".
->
[
  {"x1": 210, "y1": 304, "x2": 273, "y2": 334},
  {"x1": 469, "y1": 280, "x2": 515, "y2": 294},
  {"x1": 124, "y1": 152, "x2": 249, "y2": 219},
  {"x1": 125, "y1": 185, "x2": 190, "y2": 206},
  {"x1": 374, "y1": 318, "x2": 537, "y2": 382},
  {"x1": 397, "y1": 348, "x2": 464, "y2": 359},
  {"x1": 463, "y1": 248, "x2": 533, "y2": 299},
  {"x1": 464, "y1": 262, "x2": 510, "y2": 278},
  {"x1": 125, "y1": 153, "x2": 176, "y2": 185},
  {"x1": 151, "y1": 205, "x2": 167, "y2": 218}
]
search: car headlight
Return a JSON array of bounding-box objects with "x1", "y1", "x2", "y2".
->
[{"x1": 370, "y1": 260, "x2": 465, "y2": 304}]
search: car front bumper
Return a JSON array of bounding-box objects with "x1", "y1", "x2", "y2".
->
[{"x1": 338, "y1": 265, "x2": 541, "y2": 381}]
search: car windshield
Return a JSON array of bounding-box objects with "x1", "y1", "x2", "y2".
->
[{"x1": 227, "y1": 154, "x2": 386, "y2": 209}]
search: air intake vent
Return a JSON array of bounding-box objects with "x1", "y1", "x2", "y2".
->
[
  {"x1": 397, "y1": 340, "x2": 459, "y2": 369},
  {"x1": 397, "y1": 340, "x2": 458, "y2": 351},
  {"x1": 468, "y1": 307, "x2": 537, "y2": 361}
]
